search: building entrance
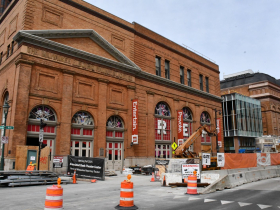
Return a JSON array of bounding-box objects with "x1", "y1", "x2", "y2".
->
[{"x1": 106, "y1": 142, "x2": 123, "y2": 171}]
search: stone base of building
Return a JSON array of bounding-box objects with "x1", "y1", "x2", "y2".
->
[
  {"x1": 124, "y1": 157, "x2": 155, "y2": 167},
  {"x1": 4, "y1": 158, "x2": 15, "y2": 171}
]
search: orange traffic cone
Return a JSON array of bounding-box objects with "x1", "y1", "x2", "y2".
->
[
  {"x1": 184, "y1": 178, "x2": 188, "y2": 183},
  {"x1": 91, "y1": 179, "x2": 97, "y2": 183},
  {"x1": 72, "y1": 170, "x2": 77, "y2": 184},
  {"x1": 162, "y1": 175, "x2": 167, "y2": 186},
  {"x1": 150, "y1": 172, "x2": 155, "y2": 182}
]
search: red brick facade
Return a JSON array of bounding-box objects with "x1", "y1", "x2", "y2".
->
[{"x1": 0, "y1": 0, "x2": 222, "y2": 170}]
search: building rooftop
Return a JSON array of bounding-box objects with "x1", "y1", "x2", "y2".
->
[{"x1": 220, "y1": 71, "x2": 280, "y2": 89}]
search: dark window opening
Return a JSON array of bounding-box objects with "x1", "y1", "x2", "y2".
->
[
  {"x1": 155, "y1": 56, "x2": 161, "y2": 76},
  {"x1": 180, "y1": 66, "x2": 184, "y2": 84},
  {"x1": 165, "y1": 60, "x2": 170, "y2": 79},
  {"x1": 187, "y1": 69, "x2": 191, "y2": 87},
  {"x1": 206, "y1": 77, "x2": 209, "y2": 93},
  {"x1": 199, "y1": 74, "x2": 203, "y2": 91}
]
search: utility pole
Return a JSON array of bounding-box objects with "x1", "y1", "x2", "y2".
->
[{"x1": 38, "y1": 119, "x2": 47, "y2": 170}]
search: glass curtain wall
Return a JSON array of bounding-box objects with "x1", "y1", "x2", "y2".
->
[{"x1": 222, "y1": 93, "x2": 262, "y2": 138}]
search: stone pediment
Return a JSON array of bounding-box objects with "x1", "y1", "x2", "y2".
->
[{"x1": 13, "y1": 29, "x2": 141, "y2": 73}]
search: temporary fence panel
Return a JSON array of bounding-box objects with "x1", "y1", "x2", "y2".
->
[
  {"x1": 222, "y1": 153, "x2": 257, "y2": 169},
  {"x1": 257, "y1": 153, "x2": 271, "y2": 166},
  {"x1": 270, "y1": 153, "x2": 280, "y2": 165}
]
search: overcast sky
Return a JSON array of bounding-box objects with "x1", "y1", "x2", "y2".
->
[{"x1": 84, "y1": 0, "x2": 280, "y2": 80}]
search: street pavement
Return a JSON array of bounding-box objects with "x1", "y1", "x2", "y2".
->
[{"x1": 1, "y1": 173, "x2": 280, "y2": 210}]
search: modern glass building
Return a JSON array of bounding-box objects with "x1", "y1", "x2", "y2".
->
[{"x1": 222, "y1": 93, "x2": 263, "y2": 153}]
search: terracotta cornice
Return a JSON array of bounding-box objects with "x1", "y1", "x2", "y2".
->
[
  {"x1": 146, "y1": 90, "x2": 155, "y2": 95},
  {"x1": 15, "y1": 59, "x2": 34, "y2": 66},
  {"x1": 98, "y1": 78, "x2": 109, "y2": 83},
  {"x1": 127, "y1": 85, "x2": 136, "y2": 90}
]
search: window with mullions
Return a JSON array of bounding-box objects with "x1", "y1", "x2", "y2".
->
[
  {"x1": 155, "y1": 144, "x2": 171, "y2": 158},
  {"x1": 71, "y1": 111, "x2": 94, "y2": 157},
  {"x1": 182, "y1": 107, "x2": 193, "y2": 138},
  {"x1": 200, "y1": 111, "x2": 211, "y2": 143},
  {"x1": 155, "y1": 56, "x2": 161, "y2": 76},
  {"x1": 165, "y1": 60, "x2": 170, "y2": 79},
  {"x1": 180, "y1": 66, "x2": 184, "y2": 84},
  {"x1": 106, "y1": 116, "x2": 124, "y2": 138},
  {"x1": 155, "y1": 102, "x2": 171, "y2": 141},
  {"x1": 205, "y1": 77, "x2": 209, "y2": 93},
  {"x1": 187, "y1": 69, "x2": 191, "y2": 87},
  {"x1": 199, "y1": 74, "x2": 203, "y2": 91},
  {"x1": 29, "y1": 105, "x2": 56, "y2": 121}
]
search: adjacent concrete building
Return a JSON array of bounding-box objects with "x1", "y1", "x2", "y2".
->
[{"x1": 0, "y1": 0, "x2": 222, "y2": 171}]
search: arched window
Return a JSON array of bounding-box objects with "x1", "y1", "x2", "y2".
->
[
  {"x1": 71, "y1": 111, "x2": 94, "y2": 157},
  {"x1": 200, "y1": 111, "x2": 211, "y2": 143},
  {"x1": 179, "y1": 107, "x2": 193, "y2": 147},
  {"x1": 154, "y1": 102, "x2": 171, "y2": 158},
  {"x1": 29, "y1": 105, "x2": 56, "y2": 121},
  {"x1": 106, "y1": 116, "x2": 124, "y2": 171},
  {"x1": 106, "y1": 116, "x2": 124, "y2": 138},
  {"x1": 27, "y1": 105, "x2": 57, "y2": 160}
]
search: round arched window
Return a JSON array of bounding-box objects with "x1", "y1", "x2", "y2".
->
[
  {"x1": 180, "y1": 107, "x2": 193, "y2": 146},
  {"x1": 29, "y1": 105, "x2": 56, "y2": 121},
  {"x1": 106, "y1": 116, "x2": 124, "y2": 138},
  {"x1": 200, "y1": 111, "x2": 211, "y2": 143},
  {"x1": 154, "y1": 102, "x2": 171, "y2": 159},
  {"x1": 27, "y1": 105, "x2": 57, "y2": 160},
  {"x1": 71, "y1": 111, "x2": 94, "y2": 157},
  {"x1": 72, "y1": 112, "x2": 94, "y2": 125}
]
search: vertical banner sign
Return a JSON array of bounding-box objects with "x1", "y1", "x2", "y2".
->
[
  {"x1": 217, "y1": 118, "x2": 222, "y2": 147},
  {"x1": 217, "y1": 153, "x2": 225, "y2": 167},
  {"x1": 202, "y1": 153, "x2": 211, "y2": 165},
  {"x1": 132, "y1": 99, "x2": 138, "y2": 144},
  {"x1": 177, "y1": 110, "x2": 184, "y2": 145}
]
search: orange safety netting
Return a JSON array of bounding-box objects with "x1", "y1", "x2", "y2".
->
[
  {"x1": 221, "y1": 153, "x2": 257, "y2": 169},
  {"x1": 270, "y1": 153, "x2": 280, "y2": 165}
]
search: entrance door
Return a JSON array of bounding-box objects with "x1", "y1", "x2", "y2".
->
[
  {"x1": 106, "y1": 142, "x2": 122, "y2": 171},
  {"x1": 26, "y1": 150, "x2": 37, "y2": 167}
]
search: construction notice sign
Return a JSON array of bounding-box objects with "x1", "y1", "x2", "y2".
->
[
  {"x1": 1, "y1": 136, "x2": 8, "y2": 144},
  {"x1": 217, "y1": 153, "x2": 225, "y2": 167},
  {"x1": 182, "y1": 164, "x2": 200, "y2": 179},
  {"x1": 202, "y1": 153, "x2": 211, "y2": 165},
  {"x1": 68, "y1": 156, "x2": 105, "y2": 180},
  {"x1": 53, "y1": 156, "x2": 63, "y2": 168}
]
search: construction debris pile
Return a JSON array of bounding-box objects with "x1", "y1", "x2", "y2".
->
[{"x1": 0, "y1": 171, "x2": 69, "y2": 187}]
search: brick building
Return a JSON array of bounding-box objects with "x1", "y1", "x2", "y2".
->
[
  {"x1": 0, "y1": 0, "x2": 222, "y2": 171},
  {"x1": 221, "y1": 70, "x2": 280, "y2": 138}
]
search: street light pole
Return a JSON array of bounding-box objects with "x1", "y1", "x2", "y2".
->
[
  {"x1": 215, "y1": 109, "x2": 219, "y2": 154},
  {"x1": 0, "y1": 102, "x2": 10, "y2": 171}
]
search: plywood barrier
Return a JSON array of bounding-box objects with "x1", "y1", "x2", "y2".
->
[
  {"x1": 15, "y1": 145, "x2": 38, "y2": 170},
  {"x1": 40, "y1": 146, "x2": 50, "y2": 171}
]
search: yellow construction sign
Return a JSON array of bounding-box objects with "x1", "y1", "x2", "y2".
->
[{"x1": 171, "y1": 142, "x2": 178, "y2": 150}]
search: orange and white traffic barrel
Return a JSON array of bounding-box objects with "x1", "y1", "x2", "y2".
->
[
  {"x1": 186, "y1": 175, "x2": 197, "y2": 195},
  {"x1": 45, "y1": 178, "x2": 63, "y2": 210},
  {"x1": 115, "y1": 175, "x2": 138, "y2": 210}
]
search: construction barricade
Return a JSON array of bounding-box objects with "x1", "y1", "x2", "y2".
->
[
  {"x1": 115, "y1": 175, "x2": 138, "y2": 210},
  {"x1": 45, "y1": 178, "x2": 63, "y2": 210},
  {"x1": 187, "y1": 174, "x2": 197, "y2": 195}
]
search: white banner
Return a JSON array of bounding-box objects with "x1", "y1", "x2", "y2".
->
[
  {"x1": 257, "y1": 153, "x2": 271, "y2": 166},
  {"x1": 202, "y1": 153, "x2": 211, "y2": 165},
  {"x1": 217, "y1": 153, "x2": 225, "y2": 167}
]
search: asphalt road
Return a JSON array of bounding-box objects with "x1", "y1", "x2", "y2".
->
[{"x1": 0, "y1": 174, "x2": 280, "y2": 210}]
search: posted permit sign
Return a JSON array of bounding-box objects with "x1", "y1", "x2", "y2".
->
[{"x1": 181, "y1": 164, "x2": 200, "y2": 179}]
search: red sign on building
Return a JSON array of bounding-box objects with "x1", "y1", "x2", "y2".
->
[
  {"x1": 217, "y1": 118, "x2": 222, "y2": 147},
  {"x1": 132, "y1": 99, "x2": 138, "y2": 144},
  {"x1": 177, "y1": 110, "x2": 184, "y2": 143}
]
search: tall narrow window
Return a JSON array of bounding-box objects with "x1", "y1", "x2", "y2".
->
[
  {"x1": 165, "y1": 60, "x2": 170, "y2": 79},
  {"x1": 180, "y1": 66, "x2": 184, "y2": 84},
  {"x1": 6, "y1": 45, "x2": 10, "y2": 58},
  {"x1": 205, "y1": 77, "x2": 209, "y2": 93},
  {"x1": 199, "y1": 74, "x2": 203, "y2": 91},
  {"x1": 11, "y1": 41, "x2": 14, "y2": 55},
  {"x1": 155, "y1": 56, "x2": 161, "y2": 76},
  {"x1": 187, "y1": 69, "x2": 191, "y2": 87}
]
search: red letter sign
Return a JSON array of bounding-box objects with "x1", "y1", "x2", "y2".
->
[{"x1": 177, "y1": 110, "x2": 183, "y2": 144}]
